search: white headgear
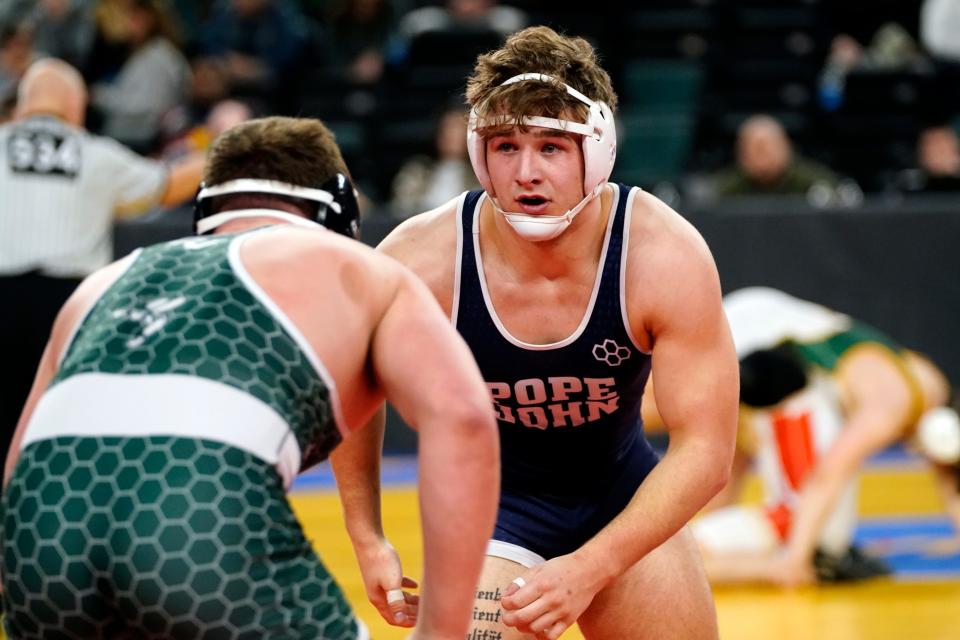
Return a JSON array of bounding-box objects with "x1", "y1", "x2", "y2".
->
[
  {"x1": 467, "y1": 73, "x2": 617, "y2": 242},
  {"x1": 917, "y1": 407, "x2": 960, "y2": 465}
]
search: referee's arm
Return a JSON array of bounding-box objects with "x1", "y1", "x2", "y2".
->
[
  {"x1": 113, "y1": 149, "x2": 206, "y2": 219},
  {"x1": 157, "y1": 150, "x2": 206, "y2": 208}
]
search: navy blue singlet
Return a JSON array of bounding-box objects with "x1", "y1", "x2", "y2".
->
[{"x1": 453, "y1": 185, "x2": 661, "y2": 559}]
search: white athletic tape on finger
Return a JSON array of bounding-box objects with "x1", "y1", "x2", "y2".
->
[
  {"x1": 386, "y1": 589, "x2": 405, "y2": 604},
  {"x1": 512, "y1": 577, "x2": 527, "y2": 589}
]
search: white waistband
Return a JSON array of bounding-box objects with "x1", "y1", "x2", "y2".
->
[
  {"x1": 24, "y1": 373, "x2": 303, "y2": 489},
  {"x1": 486, "y1": 540, "x2": 546, "y2": 567}
]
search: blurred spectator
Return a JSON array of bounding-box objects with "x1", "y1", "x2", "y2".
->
[
  {"x1": 713, "y1": 115, "x2": 841, "y2": 199},
  {"x1": 161, "y1": 97, "x2": 252, "y2": 160},
  {"x1": 921, "y1": 0, "x2": 960, "y2": 63},
  {"x1": 390, "y1": 105, "x2": 480, "y2": 215},
  {"x1": 84, "y1": 0, "x2": 137, "y2": 85},
  {"x1": 169, "y1": 0, "x2": 216, "y2": 55},
  {"x1": 199, "y1": 0, "x2": 309, "y2": 95},
  {"x1": 0, "y1": 21, "x2": 37, "y2": 102},
  {"x1": 818, "y1": 22, "x2": 929, "y2": 111},
  {"x1": 0, "y1": 58, "x2": 205, "y2": 469},
  {"x1": 188, "y1": 56, "x2": 232, "y2": 112},
  {"x1": 392, "y1": 0, "x2": 527, "y2": 67},
  {"x1": 90, "y1": 0, "x2": 190, "y2": 152},
  {"x1": 897, "y1": 124, "x2": 960, "y2": 193},
  {"x1": 397, "y1": 0, "x2": 527, "y2": 41},
  {"x1": 21, "y1": 0, "x2": 96, "y2": 70},
  {"x1": 327, "y1": 0, "x2": 396, "y2": 85}
]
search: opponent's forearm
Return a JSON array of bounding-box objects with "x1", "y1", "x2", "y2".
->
[
  {"x1": 330, "y1": 407, "x2": 387, "y2": 547},
  {"x1": 578, "y1": 434, "x2": 730, "y2": 584},
  {"x1": 784, "y1": 407, "x2": 897, "y2": 562},
  {"x1": 416, "y1": 408, "x2": 499, "y2": 637}
]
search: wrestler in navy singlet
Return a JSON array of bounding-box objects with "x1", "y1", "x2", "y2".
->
[{"x1": 454, "y1": 184, "x2": 661, "y2": 560}]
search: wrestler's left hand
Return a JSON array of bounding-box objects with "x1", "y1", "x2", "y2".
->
[{"x1": 500, "y1": 552, "x2": 608, "y2": 640}]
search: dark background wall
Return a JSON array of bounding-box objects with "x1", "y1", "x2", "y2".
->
[{"x1": 117, "y1": 195, "x2": 960, "y2": 452}]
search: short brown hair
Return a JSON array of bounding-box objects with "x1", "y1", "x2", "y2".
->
[
  {"x1": 204, "y1": 116, "x2": 349, "y2": 188},
  {"x1": 465, "y1": 26, "x2": 617, "y2": 128}
]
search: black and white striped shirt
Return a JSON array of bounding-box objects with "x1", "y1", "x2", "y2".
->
[{"x1": 0, "y1": 115, "x2": 168, "y2": 278}]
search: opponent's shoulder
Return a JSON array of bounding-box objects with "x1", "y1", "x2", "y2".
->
[
  {"x1": 378, "y1": 199, "x2": 461, "y2": 267},
  {"x1": 261, "y1": 225, "x2": 404, "y2": 279},
  {"x1": 376, "y1": 199, "x2": 461, "y2": 308}
]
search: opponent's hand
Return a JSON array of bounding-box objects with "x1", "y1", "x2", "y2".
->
[
  {"x1": 500, "y1": 553, "x2": 608, "y2": 640},
  {"x1": 354, "y1": 538, "x2": 419, "y2": 626}
]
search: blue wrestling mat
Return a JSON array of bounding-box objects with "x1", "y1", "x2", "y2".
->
[
  {"x1": 293, "y1": 456, "x2": 418, "y2": 491},
  {"x1": 855, "y1": 517, "x2": 960, "y2": 580}
]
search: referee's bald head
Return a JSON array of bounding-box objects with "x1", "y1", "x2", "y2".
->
[{"x1": 16, "y1": 58, "x2": 88, "y2": 127}]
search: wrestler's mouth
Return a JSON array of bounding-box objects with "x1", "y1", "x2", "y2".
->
[{"x1": 515, "y1": 195, "x2": 549, "y2": 214}]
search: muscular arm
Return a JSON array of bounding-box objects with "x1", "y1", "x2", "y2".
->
[
  {"x1": 578, "y1": 234, "x2": 738, "y2": 584},
  {"x1": 370, "y1": 269, "x2": 498, "y2": 638},
  {"x1": 331, "y1": 209, "x2": 460, "y2": 626},
  {"x1": 330, "y1": 406, "x2": 386, "y2": 547},
  {"x1": 329, "y1": 406, "x2": 415, "y2": 624}
]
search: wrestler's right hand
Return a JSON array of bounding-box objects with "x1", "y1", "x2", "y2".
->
[{"x1": 354, "y1": 537, "x2": 419, "y2": 627}]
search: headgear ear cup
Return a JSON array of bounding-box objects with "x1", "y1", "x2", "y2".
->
[
  {"x1": 581, "y1": 101, "x2": 617, "y2": 194},
  {"x1": 319, "y1": 173, "x2": 361, "y2": 240},
  {"x1": 466, "y1": 110, "x2": 492, "y2": 193},
  {"x1": 193, "y1": 182, "x2": 209, "y2": 234}
]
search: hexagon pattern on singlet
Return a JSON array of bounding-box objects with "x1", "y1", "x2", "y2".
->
[
  {"x1": 1, "y1": 234, "x2": 357, "y2": 638},
  {"x1": 54, "y1": 234, "x2": 341, "y2": 468},
  {"x1": 2, "y1": 436, "x2": 358, "y2": 639}
]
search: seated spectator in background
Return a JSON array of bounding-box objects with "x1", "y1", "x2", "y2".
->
[
  {"x1": 161, "y1": 97, "x2": 252, "y2": 160},
  {"x1": 398, "y1": 0, "x2": 527, "y2": 40},
  {"x1": 393, "y1": 0, "x2": 527, "y2": 66},
  {"x1": 390, "y1": 104, "x2": 479, "y2": 216},
  {"x1": 91, "y1": 0, "x2": 190, "y2": 153},
  {"x1": 897, "y1": 124, "x2": 960, "y2": 192},
  {"x1": 327, "y1": 0, "x2": 395, "y2": 85},
  {"x1": 713, "y1": 115, "x2": 841, "y2": 199},
  {"x1": 19, "y1": 0, "x2": 96, "y2": 71},
  {"x1": 199, "y1": 0, "x2": 309, "y2": 96},
  {"x1": 0, "y1": 21, "x2": 37, "y2": 102},
  {"x1": 83, "y1": 0, "x2": 138, "y2": 86},
  {"x1": 818, "y1": 23, "x2": 929, "y2": 111}
]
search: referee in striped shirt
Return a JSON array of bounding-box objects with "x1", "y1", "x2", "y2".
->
[{"x1": 0, "y1": 59, "x2": 205, "y2": 463}]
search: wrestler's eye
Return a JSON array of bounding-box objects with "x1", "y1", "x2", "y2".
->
[{"x1": 495, "y1": 141, "x2": 516, "y2": 152}]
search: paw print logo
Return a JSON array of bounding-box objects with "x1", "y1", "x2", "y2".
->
[{"x1": 592, "y1": 339, "x2": 632, "y2": 367}]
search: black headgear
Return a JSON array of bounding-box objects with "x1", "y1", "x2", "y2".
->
[
  {"x1": 193, "y1": 173, "x2": 361, "y2": 239},
  {"x1": 739, "y1": 343, "x2": 809, "y2": 408}
]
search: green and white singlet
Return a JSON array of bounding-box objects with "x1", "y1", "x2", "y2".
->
[{"x1": 1, "y1": 231, "x2": 367, "y2": 639}]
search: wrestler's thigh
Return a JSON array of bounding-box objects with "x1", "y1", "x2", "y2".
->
[
  {"x1": 469, "y1": 555, "x2": 539, "y2": 640},
  {"x1": 578, "y1": 527, "x2": 718, "y2": 640}
]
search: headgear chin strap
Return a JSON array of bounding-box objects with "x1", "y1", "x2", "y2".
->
[
  {"x1": 467, "y1": 73, "x2": 617, "y2": 242},
  {"x1": 193, "y1": 175, "x2": 361, "y2": 239}
]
